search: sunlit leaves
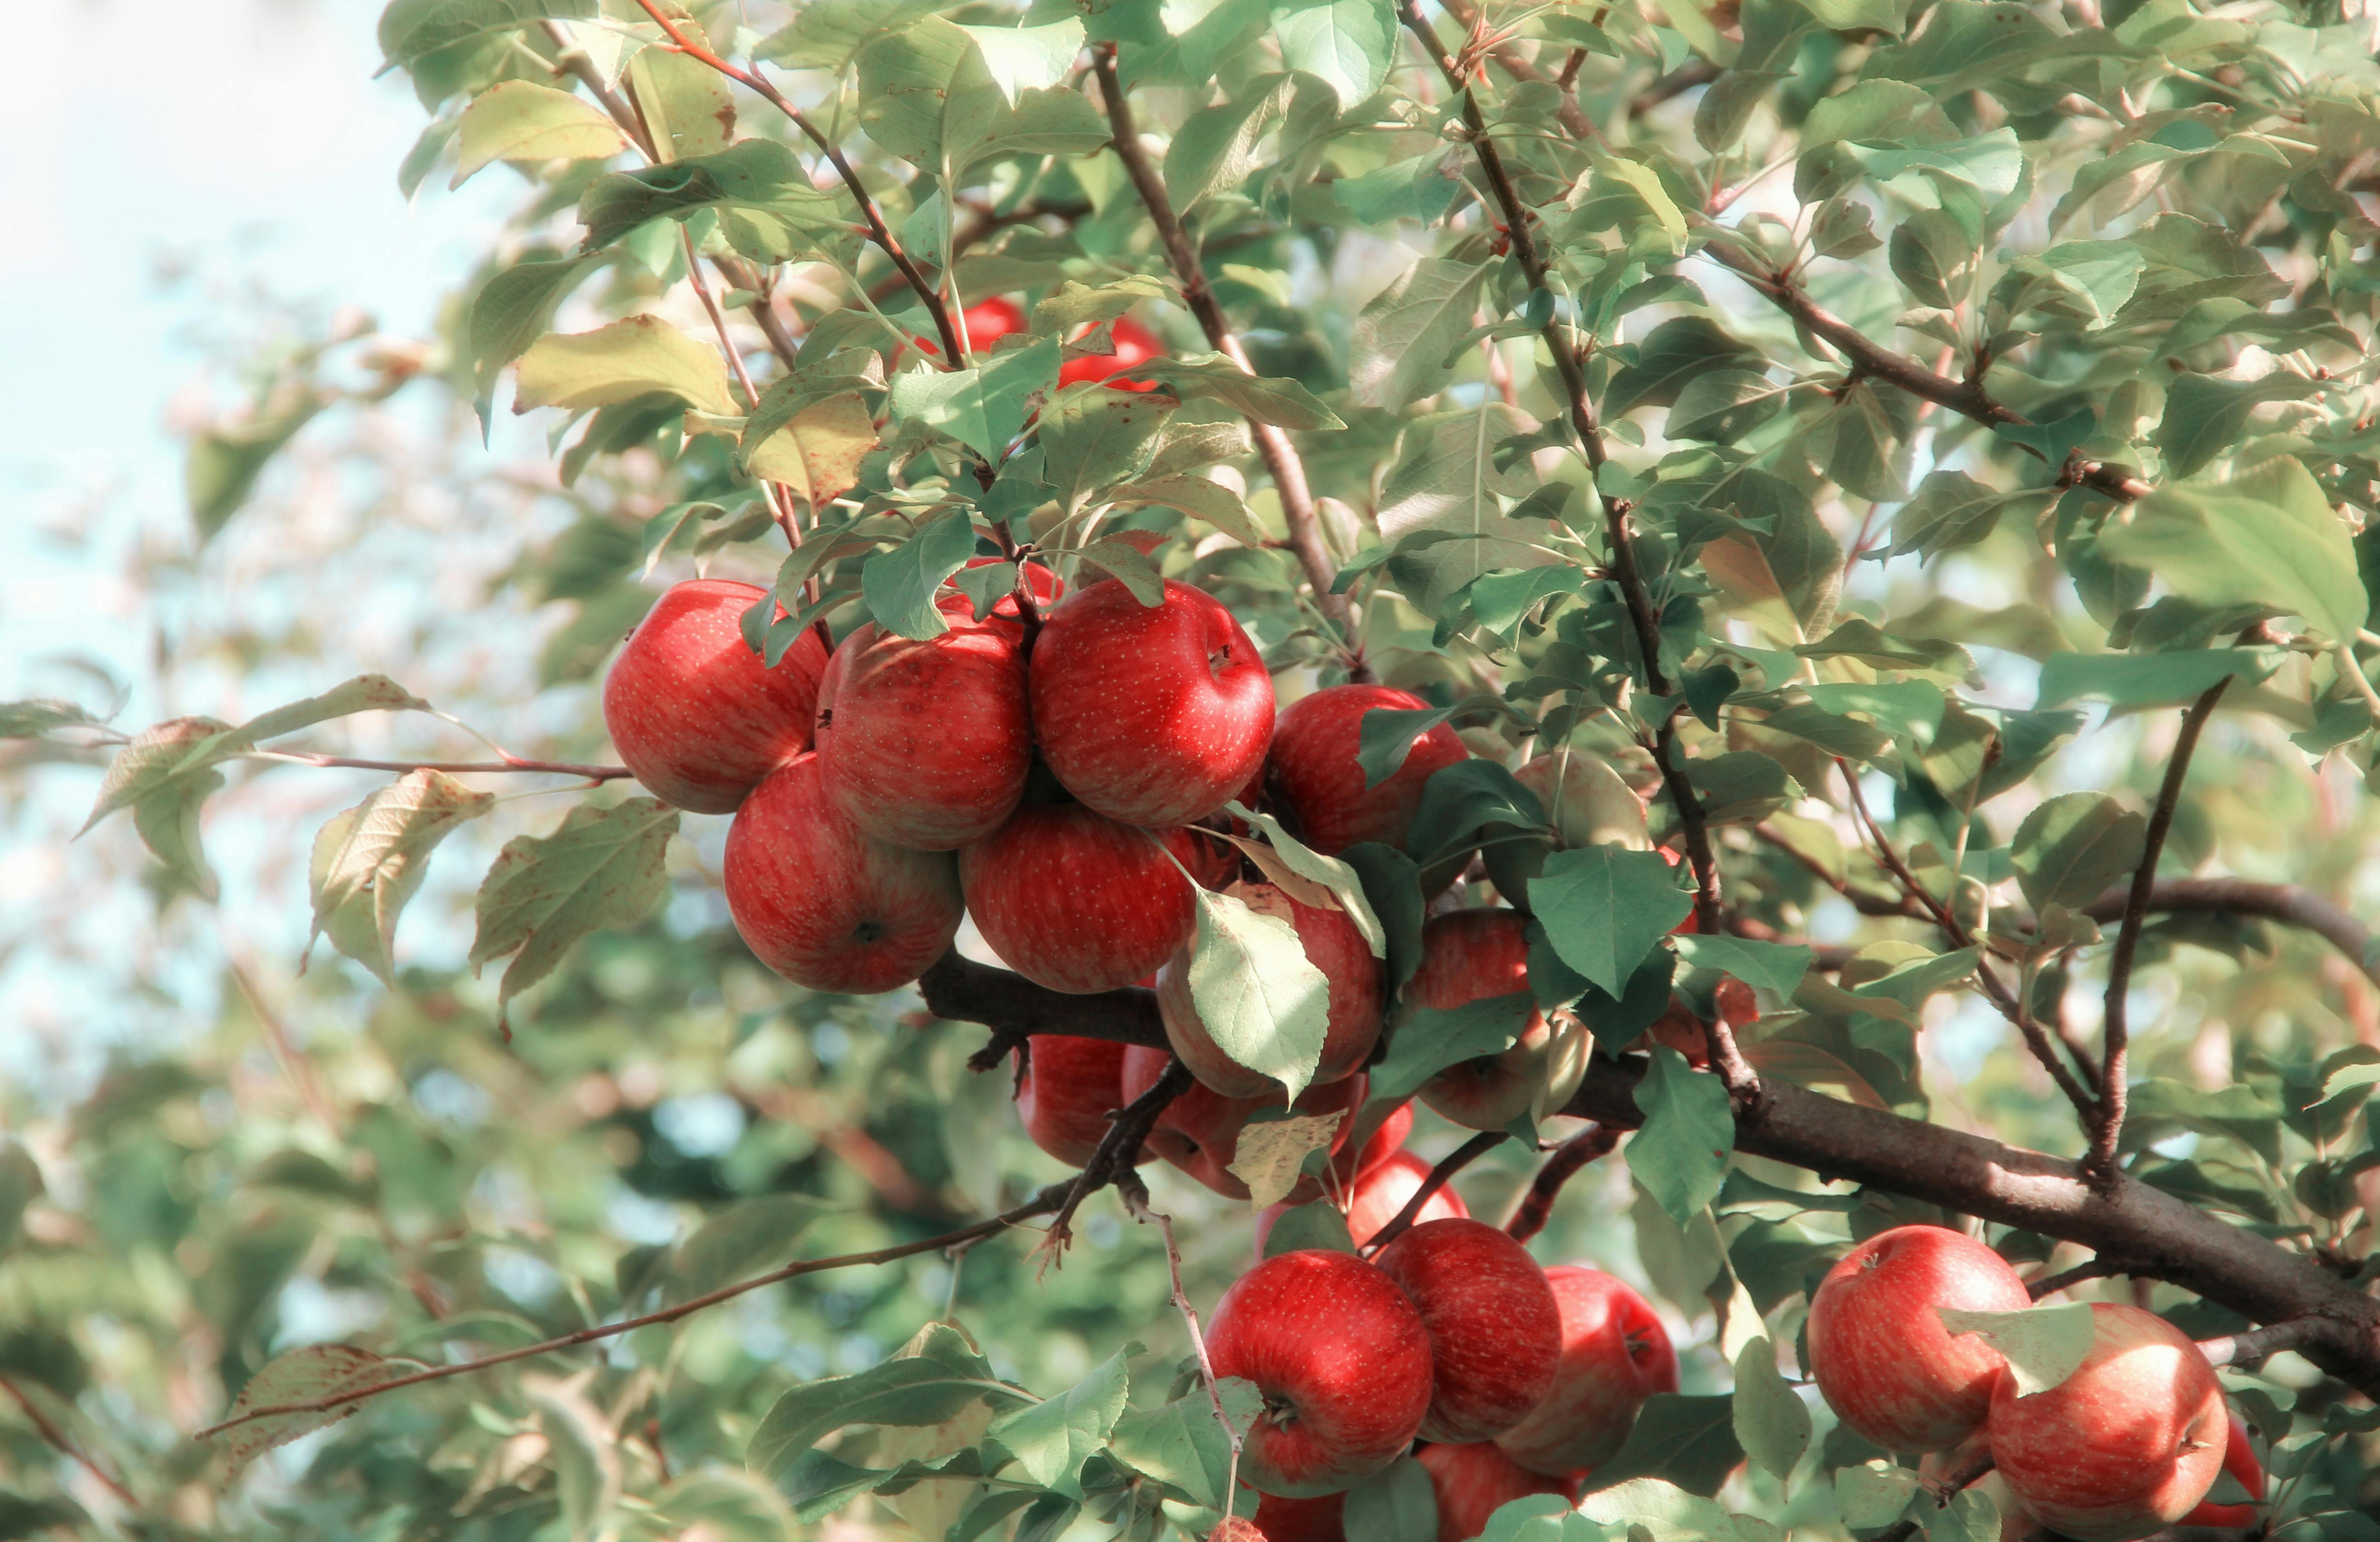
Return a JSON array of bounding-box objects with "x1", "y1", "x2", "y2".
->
[
  {"x1": 2102, "y1": 456, "x2": 2363, "y2": 640},
  {"x1": 983, "y1": 1344, "x2": 1133, "y2": 1495},
  {"x1": 513, "y1": 316, "x2": 737, "y2": 416},
  {"x1": 376, "y1": 0, "x2": 595, "y2": 70},
  {"x1": 1937, "y1": 1302, "x2": 2096, "y2": 1396},
  {"x1": 749, "y1": 1324, "x2": 1032, "y2": 1481},
  {"x1": 468, "y1": 798, "x2": 680, "y2": 1029},
  {"x1": 887, "y1": 339, "x2": 1060, "y2": 460},
  {"x1": 1185, "y1": 886, "x2": 1331, "y2": 1100},
  {"x1": 1226, "y1": 1111, "x2": 1343, "y2": 1208},
  {"x1": 209, "y1": 1345, "x2": 429, "y2": 1475},
  {"x1": 1350, "y1": 256, "x2": 1490, "y2": 411},
  {"x1": 2011, "y1": 792, "x2": 2145, "y2": 913},
  {"x1": 307, "y1": 770, "x2": 495, "y2": 985},
  {"x1": 451, "y1": 80, "x2": 624, "y2": 185}
]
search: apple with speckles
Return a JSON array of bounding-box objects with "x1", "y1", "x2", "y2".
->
[
  {"x1": 1495, "y1": 1266, "x2": 1676, "y2": 1477},
  {"x1": 1264, "y1": 685, "x2": 1469, "y2": 855},
  {"x1": 1255, "y1": 1144, "x2": 1469, "y2": 1257},
  {"x1": 1807, "y1": 1224, "x2": 2031, "y2": 1454},
  {"x1": 723, "y1": 752, "x2": 962, "y2": 993},
  {"x1": 601, "y1": 579, "x2": 829, "y2": 814},
  {"x1": 960, "y1": 801, "x2": 1208, "y2": 993},
  {"x1": 1028, "y1": 578, "x2": 1274, "y2": 829},
  {"x1": 1402, "y1": 909, "x2": 1589, "y2": 1131},
  {"x1": 1011, "y1": 1034, "x2": 1131, "y2": 1166},
  {"x1": 1415, "y1": 1441, "x2": 1583, "y2": 1542},
  {"x1": 1373, "y1": 1218, "x2": 1562, "y2": 1445}
]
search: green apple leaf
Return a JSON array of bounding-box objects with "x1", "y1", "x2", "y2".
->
[
  {"x1": 1937, "y1": 1301, "x2": 2096, "y2": 1396},
  {"x1": 1731, "y1": 1335, "x2": 1811, "y2": 1480},
  {"x1": 307, "y1": 769, "x2": 496, "y2": 986},
  {"x1": 1186, "y1": 886, "x2": 1332, "y2": 1101},
  {"x1": 983, "y1": 1342, "x2": 1134, "y2": 1496},
  {"x1": 862, "y1": 510, "x2": 980, "y2": 641},
  {"x1": 2011, "y1": 791, "x2": 2146, "y2": 914},
  {"x1": 211, "y1": 1345, "x2": 431, "y2": 1476},
  {"x1": 513, "y1": 316, "x2": 738, "y2": 416},
  {"x1": 451, "y1": 81, "x2": 625, "y2": 187},
  {"x1": 468, "y1": 798, "x2": 680, "y2": 1031},
  {"x1": 1531, "y1": 846, "x2": 1694, "y2": 997},
  {"x1": 1628, "y1": 1047, "x2": 1735, "y2": 1226}
]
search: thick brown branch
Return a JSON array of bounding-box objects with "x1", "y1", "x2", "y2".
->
[
  {"x1": 2199, "y1": 1315, "x2": 2339, "y2": 1369},
  {"x1": 2092, "y1": 679, "x2": 2228, "y2": 1183},
  {"x1": 1087, "y1": 45, "x2": 1365, "y2": 679},
  {"x1": 1505, "y1": 1124, "x2": 1618, "y2": 1243},
  {"x1": 1363, "y1": 1130, "x2": 1507, "y2": 1254},
  {"x1": 195, "y1": 1188, "x2": 1066, "y2": 1439}
]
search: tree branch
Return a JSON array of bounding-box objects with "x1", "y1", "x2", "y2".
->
[
  {"x1": 1360, "y1": 1130, "x2": 1506, "y2": 1254},
  {"x1": 1, "y1": 1374, "x2": 136, "y2": 1509},
  {"x1": 1039, "y1": 1055, "x2": 1192, "y2": 1258},
  {"x1": 2080, "y1": 877, "x2": 2380, "y2": 988},
  {"x1": 1118, "y1": 1172, "x2": 1244, "y2": 1512},
  {"x1": 2199, "y1": 1315, "x2": 2343, "y2": 1369},
  {"x1": 1504, "y1": 1124, "x2": 1618, "y2": 1243},
  {"x1": 2028, "y1": 1256, "x2": 2117, "y2": 1300},
  {"x1": 2091, "y1": 678, "x2": 2228, "y2": 1183},
  {"x1": 1087, "y1": 44, "x2": 1367, "y2": 680}
]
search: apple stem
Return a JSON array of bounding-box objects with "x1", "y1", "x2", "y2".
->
[
  {"x1": 1504, "y1": 1124, "x2": 1619, "y2": 1244},
  {"x1": 1118, "y1": 1172, "x2": 1246, "y2": 1514},
  {"x1": 1362, "y1": 1131, "x2": 1508, "y2": 1256}
]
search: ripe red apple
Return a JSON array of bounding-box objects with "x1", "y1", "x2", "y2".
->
[
  {"x1": 1352, "y1": 1102, "x2": 1415, "y2": 1177},
  {"x1": 722, "y1": 752, "x2": 963, "y2": 992},
  {"x1": 2179, "y1": 1415, "x2": 2262, "y2": 1526},
  {"x1": 1029, "y1": 578, "x2": 1274, "y2": 828},
  {"x1": 1415, "y1": 1442, "x2": 1583, "y2": 1542},
  {"x1": 1250, "y1": 1490, "x2": 1344, "y2": 1542},
  {"x1": 814, "y1": 607, "x2": 1031, "y2": 850},
  {"x1": 1265, "y1": 685, "x2": 1469, "y2": 855},
  {"x1": 912, "y1": 295, "x2": 1027, "y2": 359},
  {"x1": 1988, "y1": 1303, "x2": 2228, "y2": 1542},
  {"x1": 1059, "y1": 314, "x2": 1166, "y2": 391},
  {"x1": 1485, "y1": 749, "x2": 1648, "y2": 910},
  {"x1": 601, "y1": 578, "x2": 828, "y2": 814},
  {"x1": 960, "y1": 802, "x2": 1206, "y2": 993},
  {"x1": 1807, "y1": 1224, "x2": 2032, "y2": 1453},
  {"x1": 1255, "y1": 1145, "x2": 1470, "y2": 1257},
  {"x1": 1403, "y1": 909, "x2": 1589, "y2": 1130},
  {"x1": 1157, "y1": 880, "x2": 1383, "y2": 1097},
  {"x1": 1494, "y1": 1267, "x2": 1677, "y2": 1477},
  {"x1": 1121, "y1": 1046, "x2": 1364, "y2": 1200},
  {"x1": 1205, "y1": 1249, "x2": 1435, "y2": 1497},
  {"x1": 1372, "y1": 1218, "x2": 1562, "y2": 1444},
  {"x1": 1012, "y1": 1034, "x2": 1131, "y2": 1167}
]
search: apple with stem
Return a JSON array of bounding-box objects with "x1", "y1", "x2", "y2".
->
[
  {"x1": 1987, "y1": 1302, "x2": 2228, "y2": 1542},
  {"x1": 1204, "y1": 1249, "x2": 1435, "y2": 1497},
  {"x1": 1372, "y1": 1218, "x2": 1562, "y2": 1444},
  {"x1": 1264, "y1": 685, "x2": 1469, "y2": 855},
  {"x1": 1806, "y1": 1224, "x2": 2031, "y2": 1453},
  {"x1": 1157, "y1": 880, "x2": 1382, "y2": 1097},
  {"x1": 601, "y1": 578, "x2": 829, "y2": 814},
  {"x1": 1494, "y1": 1266, "x2": 1677, "y2": 1477},
  {"x1": 1415, "y1": 1441, "x2": 1583, "y2": 1542},
  {"x1": 1120, "y1": 1046, "x2": 1364, "y2": 1200},
  {"x1": 1403, "y1": 909, "x2": 1588, "y2": 1131},
  {"x1": 2178, "y1": 1414, "x2": 2262, "y2": 1527},
  {"x1": 722, "y1": 752, "x2": 962, "y2": 993},
  {"x1": 1011, "y1": 1034, "x2": 1132, "y2": 1167},
  {"x1": 1028, "y1": 578, "x2": 1274, "y2": 828},
  {"x1": 960, "y1": 802, "x2": 1206, "y2": 993}
]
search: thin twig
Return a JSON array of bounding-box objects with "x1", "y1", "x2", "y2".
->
[
  {"x1": 626, "y1": 0, "x2": 970, "y2": 367},
  {"x1": 1504, "y1": 1125, "x2": 1618, "y2": 1243},
  {"x1": 539, "y1": 20, "x2": 658, "y2": 160},
  {"x1": 1039, "y1": 1057, "x2": 1194, "y2": 1259},
  {"x1": 2028, "y1": 1257, "x2": 2116, "y2": 1301},
  {"x1": 1119, "y1": 1172, "x2": 1244, "y2": 1515},
  {"x1": 2199, "y1": 1315, "x2": 2342, "y2": 1369},
  {"x1": 1362, "y1": 1130, "x2": 1507, "y2": 1254},
  {"x1": 195, "y1": 1187, "x2": 1069, "y2": 1440},
  {"x1": 1, "y1": 1374, "x2": 137, "y2": 1508},
  {"x1": 1087, "y1": 43, "x2": 1368, "y2": 682},
  {"x1": 248, "y1": 751, "x2": 632, "y2": 780},
  {"x1": 2091, "y1": 678, "x2": 2228, "y2": 1184}
]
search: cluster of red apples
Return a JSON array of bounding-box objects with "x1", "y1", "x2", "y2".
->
[{"x1": 1810, "y1": 1225, "x2": 2262, "y2": 1542}]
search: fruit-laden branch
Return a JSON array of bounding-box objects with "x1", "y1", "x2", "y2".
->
[
  {"x1": 1363, "y1": 1130, "x2": 1508, "y2": 1254},
  {"x1": 2093, "y1": 679, "x2": 2229, "y2": 1181},
  {"x1": 1504, "y1": 1124, "x2": 1619, "y2": 1243},
  {"x1": 924, "y1": 962, "x2": 2380, "y2": 1397},
  {"x1": 194, "y1": 1185, "x2": 1072, "y2": 1440},
  {"x1": 1391, "y1": 6, "x2": 1733, "y2": 1017},
  {"x1": 626, "y1": 0, "x2": 971, "y2": 369},
  {"x1": 1086, "y1": 44, "x2": 1368, "y2": 682}
]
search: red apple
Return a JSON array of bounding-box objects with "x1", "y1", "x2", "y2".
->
[
  {"x1": 960, "y1": 802, "x2": 1208, "y2": 993},
  {"x1": 1121, "y1": 1046, "x2": 1365, "y2": 1200},
  {"x1": 1265, "y1": 685, "x2": 1470, "y2": 855},
  {"x1": 1403, "y1": 909, "x2": 1588, "y2": 1131},
  {"x1": 1807, "y1": 1224, "x2": 2032, "y2": 1454},
  {"x1": 1207, "y1": 1520, "x2": 1268, "y2": 1542},
  {"x1": 601, "y1": 578, "x2": 828, "y2": 814},
  {"x1": 1205, "y1": 1250, "x2": 1435, "y2": 1497},
  {"x1": 1415, "y1": 1442, "x2": 1583, "y2": 1542},
  {"x1": 722, "y1": 752, "x2": 963, "y2": 992},
  {"x1": 1059, "y1": 314, "x2": 1166, "y2": 391},
  {"x1": 1988, "y1": 1303, "x2": 2228, "y2": 1542},
  {"x1": 2179, "y1": 1414, "x2": 2262, "y2": 1526},
  {"x1": 1353, "y1": 1102, "x2": 1415, "y2": 1177},
  {"x1": 912, "y1": 296, "x2": 1027, "y2": 359},
  {"x1": 1372, "y1": 1218, "x2": 1562, "y2": 1444},
  {"x1": 1029, "y1": 578, "x2": 1275, "y2": 828},
  {"x1": 1012, "y1": 1034, "x2": 1131, "y2": 1166},
  {"x1": 1255, "y1": 1145, "x2": 1470, "y2": 1258},
  {"x1": 1251, "y1": 1491, "x2": 1344, "y2": 1542},
  {"x1": 1494, "y1": 1267, "x2": 1676, "y2": 1477},
  {"x1": 814, "y1": 608, "x2": 1031, "y2": 850},
  {"x1": 1157, "y1": 880, "x2": 1383, "y2": 1097}
]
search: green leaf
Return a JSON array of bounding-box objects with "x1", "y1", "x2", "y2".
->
[
  {"x1": 1270, "y1": 0, "x2": 1396, "y2": 105},
  {"x1": 1666, "y1": 368, "x2": 1786, "y2": 444},
  {"x1": 208, "y1": 1345, "x2": 430, "y2": 1476},
  {"x1": 2100, "y1": 455, "x2": 2363, "y2": 641},
  {"x1": 1796, "y1": 617, "x2": 1973, "y2": 678},
  {"x1": 984, "y1": 1344, "x2": 1134, "y2": 1496},
  {"x1": 0, "y1": 699, "x2": 100, "y2": 739},
  {"x1": 1350, "y1": 257, "x2": 1491, "y2": 411},
  {"x1": 468, "y1": 252, "x2": 606, "y2": 417},
  {"x1": 1936, "y1": 1301, "x2": 2095, "y2": 1396},
  {"x1": 1672, "y1": 935, "x2": 1810, "y2": 997},
  {"x1": 514, "y1": 315, "x2": 737, "y2": 416},
  {"x1": 1342, "y1": 1454, "x2": 1439, "y2": 1542},
  {"x1": 1261, "y1": 1202, "x2": 1357, "y2": 1258},
  {"x1": 1531, "y1": 847, "x2": 1694, "y2": 997},
  {"x1": 955, "y1": 19, "x2": 1085, "y2": 105},
  {"x1": 188, "y1": 399, "x2": 326, "y2": 540},
  {"x1": 1885, "y1": 471, "x2": 2043, "y2": 562},
  {"x1": 1039, "y1": 387, "x2": 1179, "y2": 516},
  {"x1": 2010, "y1": 791, "x2": 2146, "y2": 914},
  {"x1": 1605, "y1": 318, "x2": 1763, "y2": 420},
  {"x1": 578, "y1": 140, "x2": 857, "y2": 264},
  {"x1": 1578, "y1": 1394, "x2": 1745, "y2": 1497},
  {"x1": 1836, "y1": 1460, "x2": 1924, "y2": 1528},
  {"x1": 1224, "y1": 803, "x2": 1390, "y2": 960},
  {"x1": 307, "y1": 770, "x2": 497, "y2": 986},
  {"x1": 377, "y1": 0, "x2": 596, "y2": 70},
  {"x1": 2035, "y1": 646, "x2": 2281, "y2": 710},
  {"x1": 628, "y1": 42, "x2": 734, "y2": 162},
  {"x1": 1928, "y1": 1490, "x2": 2003, "y2": 1542},
  {"x1": 1371, "y1": 993, "x2": 1534, "y2": 1104},
  {"x1": 1628, "y1": 1046, "x2": 1735, "y2": 1225},
  {"x1": 1357, "y1": 706, "x2": 1458, "y2": 790},
  {"x1": 1108, "y1": 1379, "x2": 1260, "y2": 1508},
  {"x1": 1128, "y1": 354, "x2": 1345, "y2": 430},
  {"x1": 663, "y1": 1195, "x2": 824, "y2": 1304},
  {"x1": 1109, "y1": 474, "x2": 1270, "y2": 548},
  {"x1": 1165, "y1": 73, "x2": 1301, "y2": 211},
  {"x1": 1185, "y1": 886, "x2": 1333, "y2": 1101},
  {"x1": 1077, "y1": 537, "x2": 1168, "y2": 605},
  {"x1": 451, "y1": 80, "x2": 625, "y2": 186},
  {"x1": 467, "y1": 798, "x2": 680, "y2": 1028},
  {"x1": 1732, "y1": 1335, "x2": 1811, "y2": 1480},
  {"x1": 861, "y1": 511, "x2": 980, "y2": 641},
  {"x1": 749, "y1": 1332, "x2": 1030, "y2": 1480},
  {"x1": 1803, "y1": 0, "x2": 1908, "y2": 34},
  {"x1": 746, "y1": 391, "x2": 879, "y2": 511},
  {"x1": 887, "y1": 339, "x2": 1061, "y2": 460},
  {"x1": 1376, "y1": 404, "x2": 1553, "y2": 612},
  {"x1": 2154, "y1": 373, "x2": 2320, "y2": 480},
  {"x1": 0, "y1": 1142, "x2": 44, "y2": 1258}
]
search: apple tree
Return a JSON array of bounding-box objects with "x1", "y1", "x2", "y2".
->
[{"x1": 7, "y1": 0, "x2": 2380, "y2": 1536}]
